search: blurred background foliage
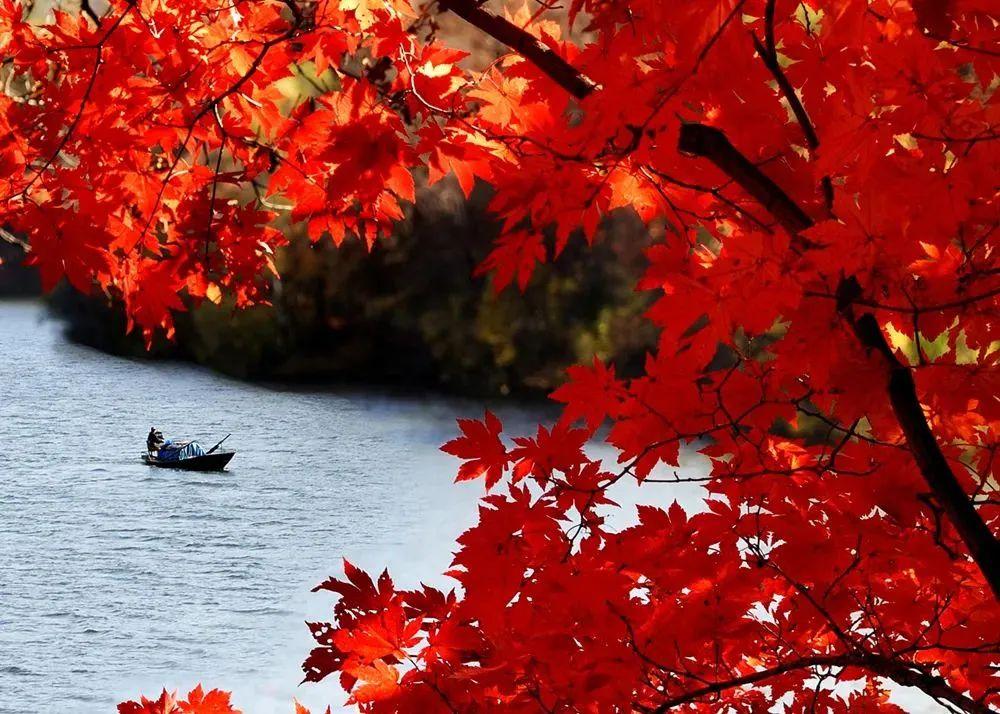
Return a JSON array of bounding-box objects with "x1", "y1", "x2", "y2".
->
[{"x1": 48, "y1": 176, "x2": 658, "y2": 397}]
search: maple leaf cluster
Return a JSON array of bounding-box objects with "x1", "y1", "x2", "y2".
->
[
  {"x1": 4, "y1": 0, "x2": 999, "y2": 711},
  {"x1": 117, "y1": 685, "x2": 241, "y2": 714},
  {"x1": 0, "y1": 0, "x2": 477, "y2": 342},
  {"x1": 118, "y1": 685, "x2": 329, "y2": 714}
]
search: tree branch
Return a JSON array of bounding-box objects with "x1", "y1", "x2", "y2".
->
[
  {"x1": 861, "y1": 653, "x2": 993, "y2": 714},
  {"x1": 844, "y1": 294, "x2": 1000, "y2": 600},
  {"x1": 754, "y1": 1, "x2": 818, "y2": 148},
  {"x1": 81, "y1": 0, "x2": 103, "y2": 26},
  {"x1": 651, "y1": 655, "x2": 845, "y2": 711},
  {"x1": 650, "y1": 653, "x2": 992, "y2": 713},
  {"x1": 438, "y1": 0, "x2": 598, "y2": 100},
  {"x1": 751, "y1": 0, "x2": 833, "y2": 213},
  {"x1": 677, "y1": 123, "x2": 814, "y2": 236}
]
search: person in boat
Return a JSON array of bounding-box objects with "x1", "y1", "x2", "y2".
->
[
  {"x1": 147, "y1": 427, "x2": 166, "y2": 453},
  {"x1": 147, "y1": 428, "x2": 206, "y2": 461}
]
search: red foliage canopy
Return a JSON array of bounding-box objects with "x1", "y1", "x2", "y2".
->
[{"x1": 4, "y1": 0, "x2": 998, "y2": 710}]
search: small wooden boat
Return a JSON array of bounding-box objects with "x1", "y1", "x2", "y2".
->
[
  {"x1": 141, "y1": 451, "x2": 236, "y2": 471},
  {"x1": 141, "y1": 433, "x2": 234, "y2": 472}
]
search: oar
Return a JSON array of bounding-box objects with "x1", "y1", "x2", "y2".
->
[{"x1": 206, "y1": 434, "x2": 232, "y2": 455}]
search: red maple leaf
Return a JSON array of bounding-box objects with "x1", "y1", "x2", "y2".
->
[{"x1": 441, "y1": 410, "x2": 509, "y2": 488}]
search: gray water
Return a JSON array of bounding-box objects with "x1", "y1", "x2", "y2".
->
[
  {"x1": 0, "y1": 301, "x2": 944, "y2": 714},
  {"x1": 0, "y1": 301, "x2": 551, "y2": 713}
]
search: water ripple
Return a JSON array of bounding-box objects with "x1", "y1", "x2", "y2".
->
[{"x1": 0, "y1": 301, "x2": 543, "y2": 714}]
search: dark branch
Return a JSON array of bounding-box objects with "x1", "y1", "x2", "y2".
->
[
  {"x1": 751, "y1": 0, "x2": 833, "y2": 212},
  {"x1": 847, "y1": 304, "x2": 1000, "y2": 600},
  {"x1": 650, "y1": 653, "x2": 992, "y2": 713},
  {"x1": 81, "y1": 0, "x2": 103, "y2": 26},
  {"x1": 753, "y1": 8, "x2": 818, "y2": 149},
  {"x1": 677, "y1": 123, "x2": 814, "y2": 236},
  {"x1": 651, "y1": 655, "x2": 847, "y2": 711},
  {"x1": 439, "y1": 0, "x2": 598, "y2": 100}
]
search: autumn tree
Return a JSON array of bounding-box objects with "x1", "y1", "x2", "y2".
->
[{"x1": 4, "y1": 0, "x2": 999, "y2": 711}]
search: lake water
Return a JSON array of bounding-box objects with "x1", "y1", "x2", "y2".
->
[
  {"x1": 0, "y1": 301, "x2": 562, "y2": 713},
  {"x1": 0, "y1": 301, "x2": 943, "y2": 714}
]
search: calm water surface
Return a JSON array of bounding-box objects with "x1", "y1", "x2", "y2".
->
[
  {"x1": 0, "y1": 302, "x2": 941, "y2": 714},
  {"x1": 0, "y1": 301, "x2": 554, "y2": 713}
]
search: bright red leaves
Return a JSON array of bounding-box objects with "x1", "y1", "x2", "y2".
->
[
  {"x1": 441, "y1": 411, "x2": 508, "y2": 488},
  {"x1": 118, "y1": 685, "x2": 239, "y2": 714},
  {"x1": 16, "y1": 0, "x2": 995, "y2": 711}
]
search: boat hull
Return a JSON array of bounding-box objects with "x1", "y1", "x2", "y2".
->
[{"x1": 142, "y1": 451, "x2": 235, "y2": 471}]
